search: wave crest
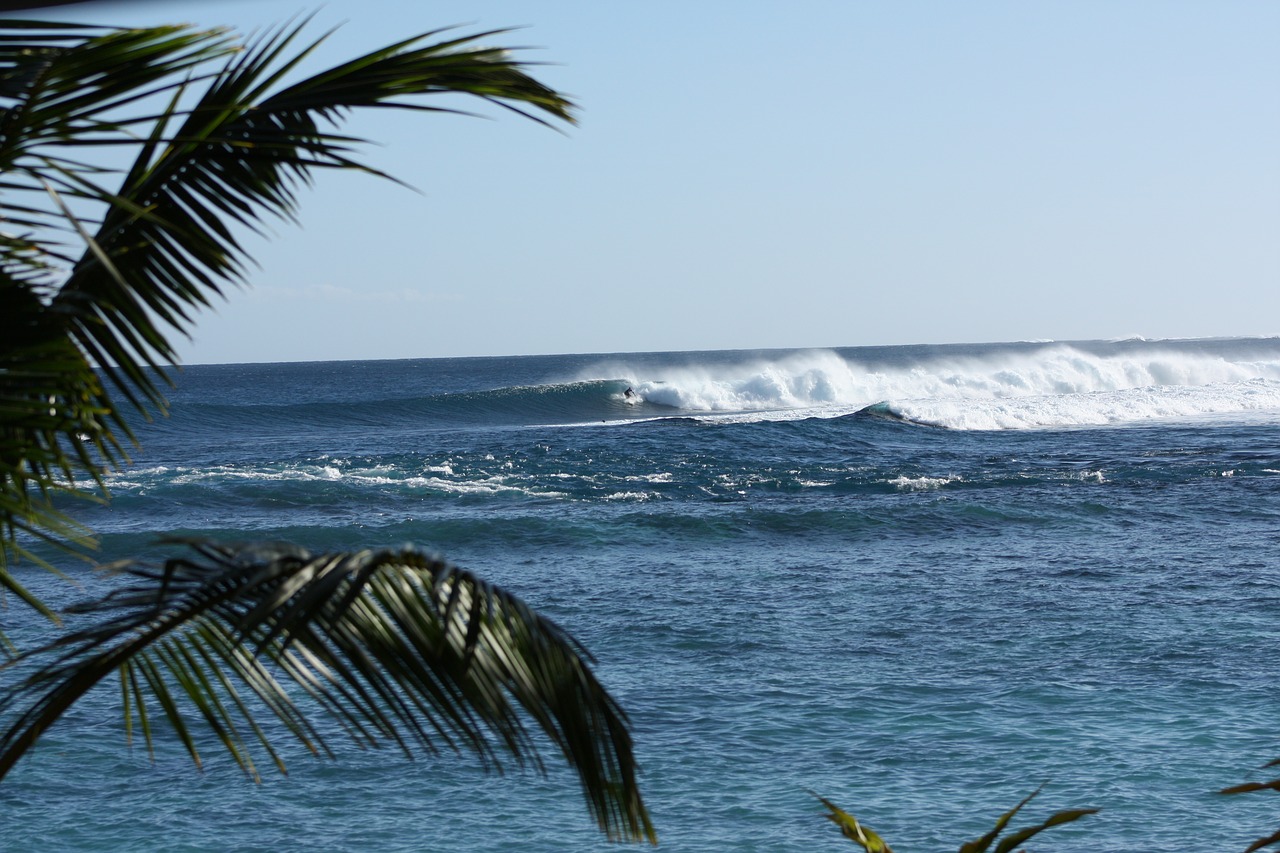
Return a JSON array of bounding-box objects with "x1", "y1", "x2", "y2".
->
[{"x1": 590, "y1": 341, "x2": 1280, "y2": 429}]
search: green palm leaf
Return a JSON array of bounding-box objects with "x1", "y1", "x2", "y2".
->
[
  {"x1": 813, "y1": 791, "x2": 895, "y2": 852},
  {"x1": 0, "y1": 329, "x2": 106, "y2": 631},
  {"x1": 959, "y1": 785, "x2": 1097, "y2": 853},
  {"x1": 2, "y1": 23, "x2": 231, "y2": 587},
  {"x1": 0, "y1": 19, "x2": 573, "y2": 581},
  {"x1": 957, "y1": 786, "x2": 1041, "y2": 853},
  {"x1": 815, "y1": 785, "x2": 1095, "y2": 851},
  {"x1": 51, "y1": 18, "x2": 573, "y2": 422},
  {"x1": 0, "y1": 540, "x2": 655, "y2": 843}
]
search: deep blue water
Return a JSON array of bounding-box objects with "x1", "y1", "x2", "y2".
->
[{"x1": 5, "y1": 338, "x2": 1280, "y2": 852}]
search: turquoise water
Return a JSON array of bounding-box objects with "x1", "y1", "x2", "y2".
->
[{"x1": 5, "y1": 338, "x2": 1280, "y2": 851}]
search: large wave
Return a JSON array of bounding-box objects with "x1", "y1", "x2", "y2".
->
[{"x1": 586, "y1": 341, "x2": 1280, "y2": 430}]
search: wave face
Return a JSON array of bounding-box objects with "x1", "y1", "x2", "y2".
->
[
  {"x1": 141, "y1": 338, "x2": 1280, "y2": 438},
  {"x1": 102, "y1": 337, "x2": 1280, "y2": 537},
  {"x1": 593, "y1": 338, "x2": 1280, "y2": 429}
]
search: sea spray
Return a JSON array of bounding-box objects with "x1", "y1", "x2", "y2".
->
[{"x1": 580, "y1": 340, "x2": 1280, "y2": 428}]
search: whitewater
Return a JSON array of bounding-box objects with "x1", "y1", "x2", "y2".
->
[
  {"x1": 4, "y1": 336, "x2": 1280, "y2": 852},
  {"x1": 605, "y1": 339, "x2": 1280, "y2": 428}
]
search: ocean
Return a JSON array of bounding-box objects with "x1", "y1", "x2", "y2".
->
[{"x1": 4, "y1": 337, "x2": 1280, "y2": 852}]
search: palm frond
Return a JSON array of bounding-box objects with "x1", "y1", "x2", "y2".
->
[
  {"x1": 0, "y1": 540, "x2": 655, "y2": 843},
  {"x1": 956, "y1": 786, "x2": 1042, "y2": 853},
  {"x1": 1221, "y1": 766, "x2": 1280, "y2": 851},
  {"x1": 0, "y1": 312, "x2": 109, "y2": 591},
  {"x1": 49, "y1": 19, "x2": 574, "y2": 423},
  {"x1": 814, "y1": 785, "x2": 1095, "y2": 852},
  {"x1": 0, "y1": 22, "x2": 242, "y2": 583},
  {"x1": 0, "y1": 19, "x2": 573, "y2": 598},
  {"x1": 1243, "y1": 831, "x2": 1280, "y2": 853},
  {"x1": 0, "y1": 24, "x2": 235, "y2": 151},
  {"x1": 959, "y1": 785, "x2": 1097, "y2": 853},
  {"x1": 812, "y1": 791, "x2": 895, "y2": 852}
]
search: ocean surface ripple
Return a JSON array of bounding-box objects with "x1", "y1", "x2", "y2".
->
[{"x1": 5, "y1": 337, "x2": 1280, "y2": 852}]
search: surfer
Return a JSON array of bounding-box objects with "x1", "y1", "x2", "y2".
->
[{"x1": 624, "y1": 387, "x2": 635, "y2": 399}]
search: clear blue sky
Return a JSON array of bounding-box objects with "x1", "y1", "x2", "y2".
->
[{"x1": 43, "y1": 0, "x2": 1280, "y2": 364}]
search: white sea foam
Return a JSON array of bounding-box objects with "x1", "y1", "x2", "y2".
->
[
  {"x1": 626, "y1": 472, "x2": 673, "y2": 484},
  {"x1": 597, "y1": 344, "x2": 1280, "y2": 430},
  {"x1": 889, "y1": 475, "x2": 960, "y2": 490},
  {"x1": 105, "y1": 463, "x2": 563, "y2": 497},
  {"x1": 895, "y1": 379, "x2": 1280, "y2": 430},
  {"x1": 628, "y1": 350, "x2": 864, "y2": 412}
]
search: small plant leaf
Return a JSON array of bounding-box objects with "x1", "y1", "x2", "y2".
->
[
  {"x1": 812, "y1": 792, "x2": 895, "y2": 852},
  {"x1": 1221, "y1": 779, "x2": 1280, "y2": 796},
  {"x1": 1221, "y1": 769, "x2": 1280, "y2": 852},
  {"x1": 1244, "y1": 829, "x2": 1280, "y2": 853},
  {"x1": 991, "y1": 807, "x2": 1099, "y2": 853},
  {"x1": 959, "y1": 786, "x2": 1042, "y2": 853}
]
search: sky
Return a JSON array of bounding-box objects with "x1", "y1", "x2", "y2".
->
[{"x1": 32, "y1": 0, "x2": 1280, "y2": 364}]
